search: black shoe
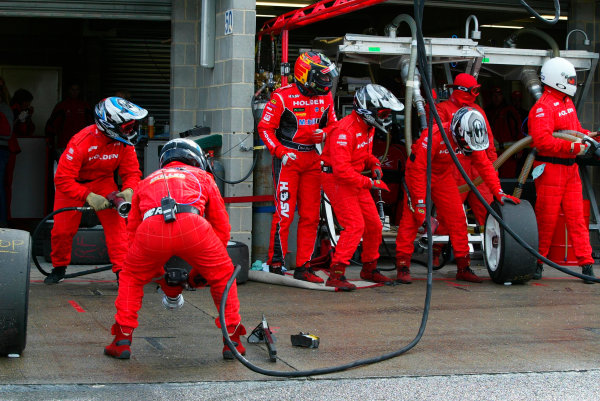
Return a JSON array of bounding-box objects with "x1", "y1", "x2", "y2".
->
[
  {"x1": 269, "y1": 263, "x2": 284, "y2": 275},
  {"x1": 44, "y1": 266, "x2": 66, "y2": 285},
  {"x1": 581, "y1": 265, "x2": 596, "y2": 284},
  {"x1": 532, "y1": 263, "x2": 543, "y2": 280}
]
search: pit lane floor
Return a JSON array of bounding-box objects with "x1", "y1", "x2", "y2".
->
[{"x1": 1, "y1": 259, "x2": 599, "y2": 400}]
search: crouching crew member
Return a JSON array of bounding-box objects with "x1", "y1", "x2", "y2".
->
[
  {"x1": 45, "y1": 97, "x2": 146, "y2": 284},
  {"x1": 321, "y1": 84, "x2": 404, "y2": 290},
  {"x1": 104, "y1": 138, "x2": 246, "y2": 360},
  {"x1": 395, "y1": 107, "x2": 520, "y2": 284},
  {"x1": 257, "y1": 51, "x2": 338, "y2": 282},
  {"x1": 528, "y1": 57, "x2": 597, "y2": 283}
]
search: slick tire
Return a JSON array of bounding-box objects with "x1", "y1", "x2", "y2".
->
[
  {"x1": 0, "y1": 229, "x2": 31, "y2": 356},
  {"x1": 484, "y1": 200, "x2": 538, "y2": 284}
]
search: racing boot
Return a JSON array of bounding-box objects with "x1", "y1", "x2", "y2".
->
[
  {"x1": 269, "y1": 262, "x2": 284, "y2": 275},
  {"x1": 44, "y1": 266, "x2": 66, "y2": 285},
  {"x1": 104, "y1": 323, "x2": 134, "y2": 359},
  {"x1": 325, "y1": 263, "x2": 356, "y2": 291},
  {"x1": 581, "y1": 264, "x2": 596, "y2": 284},
  {"x1": 532, "y1": 262, "x2": 543, "y2": 280},
  {"x1": 360, "y1": 260, "x2": 394, "y2": 284},
  {"x1": 455, "y1": 255, "x2": 483, "y2": 283},
  {"x1": 293, "y1": 262, "x2": 324, "y2": 283},
  {"x1": 223, "y1": 323, "x2": 247, "y2": 360},
  {"x1": 395, "y1": 256, "x2": 412, "y2": 284}
]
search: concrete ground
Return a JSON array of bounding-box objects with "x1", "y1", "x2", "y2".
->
[{"x1": 1, "y1": 257, "x2": 599, "y2": 400}]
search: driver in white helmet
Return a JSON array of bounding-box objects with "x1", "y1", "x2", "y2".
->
[
  {"x1": 528, "y1": 57, "x2": 597, "y2": 283},
  {"x1": 395, "y1": 107, "x2": 520, "y2": 284},
  {"x1": 45, "y1": 97, "x2": 146, "y2": 284}
]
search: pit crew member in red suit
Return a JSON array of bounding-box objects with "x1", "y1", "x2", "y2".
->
[
  {"x1": 435, "y1": 73, "x2": 498, "y2": 226},
  {"x1": 395, "y1": 107, "x2": 520, "y2": 284},
  {"x1": 321, "y1": 84, "x2": 404, "y2": 290},
  {"x1": 44, "y1": 97, "x2": 146, "y2": 284},
  {"x1": 258, "y1": 51, "x2": 338, "y2": 283},
  {"x1": 528, "y1": 57, "x2": 597, "y2": 283},
  {"x1": 104, "y1": 138, "x2": 246, "y2": 360}
]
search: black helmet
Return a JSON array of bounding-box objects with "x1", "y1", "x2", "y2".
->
[
  {"x1": 353, "y1": 84, "x2": 404, "y2": 132},
  {"x1": 159, "y1": 138, "x2": 208, "y2": 170},
  {"x1": 294, "y1": 51, "x2": 338, "y2": 97},
  {"x1": 450, "y1": 107, "x2": 489, "y2": 154},
  {"x1": 94, "y1": 97, "x2": 148, "y2": 146}
]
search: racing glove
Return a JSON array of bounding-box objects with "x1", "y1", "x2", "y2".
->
[
  {"x1": 371, "y1": 163, "x2": 383, "y2": 180},
  {"x1": 115, "y1": 188, "x2": 134, "y2": 203},
  {"x1": 494, "y1": 190, "x2": 521, "y2": 205},
  {"x1": 413, "y1": 203, "x2": 426, "y2": 226},
  {"x1": 311, "y1": 129, "x2": 326, "y2": 144},
  {"x1": 86, "y1": 192, "x2": 110, "y2": 211},
  {"x1": 371, "y1": 179, "x2": 389, "y2": 192},
  {"x1": 275, "y1": 146, "x2": 297, "y2": 166}
]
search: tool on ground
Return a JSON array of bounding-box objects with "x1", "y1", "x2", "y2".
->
[
  {"x1": 291, "y1": 332, "x2": 320, "y2": 348},
  {"x1": 247, "y1": 314, "x2": 277, "y2": 362}
]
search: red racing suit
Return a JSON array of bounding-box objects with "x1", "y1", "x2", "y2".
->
[
  {"x1": 114, "y1": 161, "x2": 241, "y2": 329},
  {"x1": 51, "y1": 125, "x2": 141, "y2": 272},
  {"x1": 434, "y1": 93, "x2": 497, "y2": 225},
  {"x1": 528, "y1": 86, "x2": 594, "y2": 265},
  {"x1": 395, "y1": 122, "x2": 502, "y2": 261},
  {"x1": 321, "y1": 111, "x2": 382, "y2": 266},
  {"x1": 258, "y1": 83, "x2": 336, "y2": 267}
]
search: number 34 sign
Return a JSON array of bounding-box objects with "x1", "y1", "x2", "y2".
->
[{"x1": 225, "y1": 9, "x2": 233, "y2": 35}]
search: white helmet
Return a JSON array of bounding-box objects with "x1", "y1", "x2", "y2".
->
[
  {"x1": 540, "y1": 57, "x2": 577, "y2": 97},
  {"x1": 451, "y1": 107, "x2": 489, "y2": 154},
  {"x1": 94, "y1": 97, "x2": 148, "y2": 145},
  {"x1": 353, "y1": 84, "x2": 404, "y2": 132}
]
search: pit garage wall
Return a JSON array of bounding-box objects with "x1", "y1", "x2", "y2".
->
[
  {"x1": 570, "y1": 0, "x2": 598, "y2": 130},
  {"x1": 171, "y1": 0, "x2": 255, "y2": 250},
  {"x1": 570, "y1": 0, "x2": 600, "y2": 245}
]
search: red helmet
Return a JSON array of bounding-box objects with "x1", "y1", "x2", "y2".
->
[{"x1": 294, "y1": 51, "x2": 338, "y2": 96}]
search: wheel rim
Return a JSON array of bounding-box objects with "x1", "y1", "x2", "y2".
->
[{"x1": 485, "y1": 214, "x2": 501, "y2": 272}]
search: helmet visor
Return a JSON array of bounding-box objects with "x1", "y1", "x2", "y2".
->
[
  {"x1": 377, "y1": 109, "x2": 391, "y2": 119},
  {"x1": 566, "y1": 75, "x2": 576, "y2": 86},
  {"x1": 121, "y1": 120, "x2": 138, "y2": 135}
]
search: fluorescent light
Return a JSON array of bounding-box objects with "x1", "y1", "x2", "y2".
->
[
  {"x1": 531, "y1": 15, "x2": 568, "y2": 20},
  {"x1": 257, "y1": 14, "x2": 277, "y2": 18},
  {"x1": 481, "y1": 24, "x2": 524, "y2": 29},
  {"x1": 256, "y1": 1, "x2": 312, "y2": 7}
]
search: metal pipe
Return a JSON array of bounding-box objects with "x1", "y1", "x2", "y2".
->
[
  {"x1": 385, "y1": 14, "x2": 418, "y2": 155},
  {"x1": 504, "y1": 28, "x2": 560, "y2": 57},
  {"x1": 566, "y1": 29, "x2": 590, "y2": 50},
  {"x1": 464, "y1": 15, "x2": 481, "y2": 40},
  {"x1": 200, "y1": 0, "x2": 216, "y2": 68},
  {"x1": 520, "y1": 66, "x2": 544, "y2": 101}
]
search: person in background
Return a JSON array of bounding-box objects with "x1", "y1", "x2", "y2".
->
[
  {"x1": 320, "y1": 84, "x2": 403, "y2": 290},
  {"x1": 485, "y1": 87, "x2": 523, "y2": 178},
  {"x1": 104, "y1": 138, "x2": 246, "y2": 361},
  {"x1": 45, "y1": 97, "x2": 146, "y2": 284},
  {"x1": 45, "y1": 83, "x2": 94, "y2": 156},
  {"x1": 528, "y1": 57, "x2": 597, "y2": 283},
  {"x1": 395, "y1": 107, "x2": 520, "y2": 284},
  {"x1": 0, "y1": 77, "x2": 12, "y2": 227},
  {"x1": 5, "y1": 88, "x2": 32, "y2": 222},
  {"x1": 257, "y1": 51, "x2": 338, "y2": 283}
]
